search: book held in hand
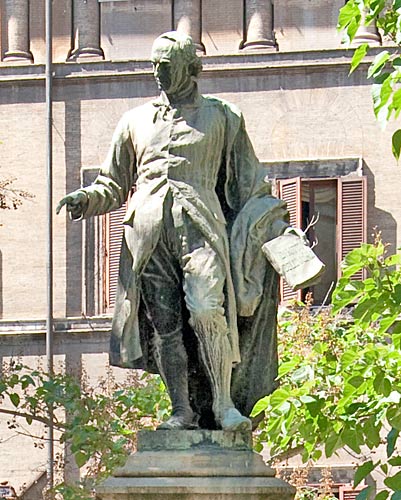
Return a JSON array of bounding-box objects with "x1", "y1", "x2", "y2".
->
[{"x1": 262, "y1": 233, "x2": 326, "y2": 291}]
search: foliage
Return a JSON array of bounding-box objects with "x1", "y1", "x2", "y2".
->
[
  {"x1": 338, "y1": 0, "x2": 401, "y2": 159},
  {"x1": 4, "y1": 235, "x2": 401, "y2": 500},
  {"x1": 277, "y1": 465, "x2": 337, "y2": 500},
  {"x1": 253, "y1": 233, "x2": 401, "y2": 500},
  {"x1": 0, "y1": 363, "x2": 170, "y2": 499}
]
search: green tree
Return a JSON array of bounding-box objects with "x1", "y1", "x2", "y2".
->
[
  {"x1": 0, "y1": 364, "x2": 169, "y2": 499},
  {"x1": 338, "y1": 0, "x2": 401, "y2": 159},
  {"x1": 254, "y1": 233, "x2": 401, "y2": 500}
]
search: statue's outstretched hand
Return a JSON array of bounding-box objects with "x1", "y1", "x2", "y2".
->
[{"x1": 56, "y1": 191, "x2": 88, "y2": 220}]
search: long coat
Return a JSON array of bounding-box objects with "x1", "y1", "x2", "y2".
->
[{"x1": 80, "y1": 91, "x2": 289, "y2": 417}]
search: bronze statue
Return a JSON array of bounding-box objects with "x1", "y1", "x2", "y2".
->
[{"x1": 57, "y1": 31, "x2": 293, "y2": 431}]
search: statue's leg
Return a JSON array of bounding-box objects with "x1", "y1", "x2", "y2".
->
[
  {"x1": 141, "y1": 233, "x2": 198, "y2": 430},
  {"x1": 181, "y1": 228, "x2": 251, "y2": 432}
]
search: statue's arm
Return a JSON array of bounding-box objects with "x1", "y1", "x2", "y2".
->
[{"x1": 57, "y1": 112, "x2": 136, "y2": 220}]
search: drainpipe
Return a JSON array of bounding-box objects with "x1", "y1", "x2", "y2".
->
[{"x1": 45, "y1": 0, "x2": 54, "y2": 490}]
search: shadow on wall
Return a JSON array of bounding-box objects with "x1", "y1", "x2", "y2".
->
[
  {"x1": 363, "y1": 161, "x2": 398, "y2": 250},
  {"x1": 0, "y1": 249, "x2": 2, "y2": 319},
  {"x1": 275, "y1": 1, "x2": 344, "y2": 29},
  {"x1": 64, "y1": 100, "x2": 83, "y2": 317}
]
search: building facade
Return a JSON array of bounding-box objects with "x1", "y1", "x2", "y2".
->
[{"x1": 0, "y1": 0, "x2": 398, "y2": 495}]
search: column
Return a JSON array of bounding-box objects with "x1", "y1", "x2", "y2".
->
[
  {"x1": 3, "y1": 0, "x2": 33, "y2": 62},
  {"x1": 174, "y1": 0, "x2": 205, "y2": 53},
  {"x1": 68, "y1": 0, "x2": 104, "y2": 61},
  {"x1": 241, "y1": 0, "x2": 276, "y2": 51},
  {"x1": 352, "y1": 8, "x2": 381, "y2": 46}
]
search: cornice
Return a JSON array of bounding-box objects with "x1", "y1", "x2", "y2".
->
[{"x1": 0, "y1": 46, "x2": 396, "y2": 84}]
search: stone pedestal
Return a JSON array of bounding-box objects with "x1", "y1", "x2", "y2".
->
[{"x1": 96, "y1": 430, "x2": 295, "y2": 500}]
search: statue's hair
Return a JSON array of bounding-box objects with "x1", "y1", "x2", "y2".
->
[{"x1": 155, "y1": 31, "x2": 203, "y2": 77}]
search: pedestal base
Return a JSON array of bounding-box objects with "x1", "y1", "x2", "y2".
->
[
  {"x1": 3, "y1": 50, "x2": 33, "y2": 63},
  {"x1": 240, "y1": 39, "x2": 277, "y2": 51},
  {"x1": 96, "y1": 430, "x2": 295, "y2": 500},
  {"x1": 67, "y1": 47, "x2": 104, "y2": 62}
]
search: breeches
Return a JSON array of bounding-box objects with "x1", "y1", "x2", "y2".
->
[{"x1": 140, "y1": 209, "x2": 227, "y2": 341}]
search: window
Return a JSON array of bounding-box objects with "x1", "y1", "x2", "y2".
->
[
  {"x1": 102, "y1": 172, "x2": 367, "y2": 311},
  {"x1": 103, "y1": 203, "x2": 127, "y2": 313},
  {"x1": 277, "y1": 175, "x2": 367, "y2": 304}
]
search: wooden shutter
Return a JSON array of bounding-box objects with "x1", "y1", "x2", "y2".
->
[
  {"x1": 103, "y1": 203, "x2": 127, "y2": 313},
  {"x1": 337, "y1": 176, "x2": 367, "y2": 280},
  {"x1": 278, "y1": 177, "x2": 302, "y2": 302},
  {"x1": 339, "y1": 485, "x2": 364, "y2": 500}
]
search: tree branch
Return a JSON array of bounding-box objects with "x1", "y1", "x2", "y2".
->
[
  {"x1": 0, "y1": 407, "x2": 65, "y2": 429},
  {"x1": 271, "y1": 445, "x2": 305, "y2": 463}
]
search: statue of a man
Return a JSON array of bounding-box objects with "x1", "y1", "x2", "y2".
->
[{"x1": 57, "y1": 31, "x2": 292, "y2": 431}]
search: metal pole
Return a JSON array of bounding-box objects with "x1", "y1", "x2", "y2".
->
[{"x1": 45, "y1": 0, "x2": 54, "y2": 489}]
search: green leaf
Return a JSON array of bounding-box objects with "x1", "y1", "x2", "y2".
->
[
  {"x1": 21, "y1": 375, "x2": 35, "y2": 390},
  {"x1": 373, "y1": 74, "x2": 394, "y2": 123},
  {"x1": 385, "y1": 471, "x2": 401, "y2": 491},
  {"x1": 391, "y1": 491, "x2": 401, "y2": 500},
  {"x1": 375, "y1": 491, "x2": 389, "y2": 500},
  {"x1": 388, "y1": 409, "x2": 401, "y2": 431},
  {"x1": 278, "y1": 357, "x2": 302, "y2": 377},
  {"x1": 354, "y1": 460, "x2": 376, "y2": 487},
  {"x1": 341, "y1": 349, "x2": 359, "y2": 366},
  {"x1": 369, "y1": 0, "x2": 385, "y2": 18},
  {"x1": 254, "y1": 441, "x2": 263, "y2": 453},
  {"x1": 368, "y1": 51, "x2": 390, "y2": 79},
  {"x1": 385, "y1": 253, "x2": 401, "y2": 266},
  {"x1": 374, "y1": 374, "x2": 392, "y2": 396},
  {"x1": 349, "y1": 375, "x2": 365, "y2": 388},
  {"x1": 290, "y1": 365, "x2": 314, "y2": 383},
  {"x1": 9, "y1": 393, "x2": 20, "y2": 407},
  {"x1": 338, "y1": 1, "x2": 361, "y2": 31},
  {"x1": 392, "y1": 129, "x2": 401, "y2": 161},
  {"x1": 387, "y1": 428, "x2": 399, "y2": 457},
  {"x1": 357, "y1": 486, "x2": 373, "y2": 500},
  {"x1": 389, "y1": 456, "x2": 401, "y2": 466},
  {"x1": 343, "y1": 428, "x2": 363, "y2": 454},
  {"x1": 74, "y1": 451, "x2": 88, "y2": 468},
  {"x1": 364, "y1": 417, "x2": 381, "y2": 448},
  {"x1": 251, "y1": 396, "x2": 269, "y2": 417},
  {"x1": 270, "y1": 388, "x2": 290, "y2": 409},
  {"x1": 325, "y1": 431, "x2": 342, "y2": 457},
  {"x1": 350, "y1": 43, "x2": 369, "y2": 74},
  {"x1": 354, "y1": 297, "x2": 379, "y2": 323},
  {"x1": 392, "y1": 89, "x2": 401, "y2": 115},
  {"x1": 305, "y1": 397, "x2": 325, "y2": 418}
]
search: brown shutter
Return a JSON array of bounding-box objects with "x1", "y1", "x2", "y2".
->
[
  {"x1": 338, "y1": 485, "x2": 364, "y2": 500},
  {"x1": 103, "y1": 203, "x2": 127, "y2": 313},
  {"x1": 337, "y1": 176, "x2": 367, "y2": 280},
  {"x1": 278, "y1": 177, "x2": 302, "y2": 302}
]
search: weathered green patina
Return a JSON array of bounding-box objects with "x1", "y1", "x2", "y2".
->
[{"x1": 57, "y1": 31, "x2": 290, "y2": 431}]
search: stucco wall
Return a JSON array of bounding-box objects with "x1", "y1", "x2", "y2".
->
[{"x1": 0, "y1": 49, "x2": 400, "y2": 320}]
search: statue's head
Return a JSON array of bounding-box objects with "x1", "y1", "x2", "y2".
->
[{"x1": 151, "y1": 31, "x2": 202, "y2": 95}]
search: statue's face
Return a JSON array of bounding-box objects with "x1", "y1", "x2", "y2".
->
[{"x1": 151, "y1": 38, "x2": 191, "y2": 95}]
